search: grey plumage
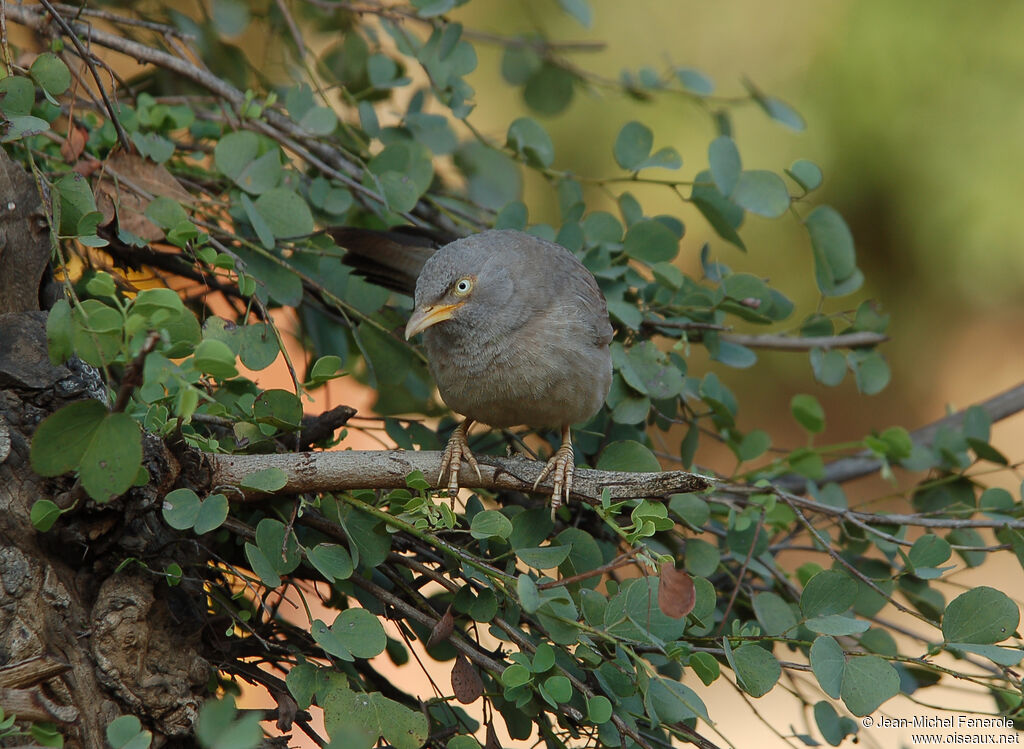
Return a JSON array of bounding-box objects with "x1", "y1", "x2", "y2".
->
[
  {"x1": 413, "y1": 230, "x2": 612, "y2": 429},
  {"x1": 333, "y1": 226, "x2": 614, "y2": 510}
]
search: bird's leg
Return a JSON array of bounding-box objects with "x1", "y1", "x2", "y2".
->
[
  {"x1": 437, "y1": 418, "x2": 481, "y2": 502},
  {"x1": 532, "y1": 425, "x2": 574, "y2": 520}
]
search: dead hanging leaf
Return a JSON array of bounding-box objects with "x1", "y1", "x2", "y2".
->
[
  {"x1": 93, "y1": 151, "x2": 194, "y2": 239},
  {"x1": 60, "y1": 126, "x2": 88, "y2": 163},
  {"x1": 658, "y1": 562, "x2": 696, "y2": 619},
  {"x1": 427, "y1": 605, "x2": 454, "y2": 648},
  {"x1": 451, "y1": 652, "x2": 483, "y2": 704}
]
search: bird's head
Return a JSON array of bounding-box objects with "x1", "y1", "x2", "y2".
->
[{"x1": 404, "y1": 233, "x2": 517, "y2": 340}]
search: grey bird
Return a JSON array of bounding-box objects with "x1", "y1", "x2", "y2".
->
[{"x1": 329, "y1": 227, "x2": 614, "y2": 516}]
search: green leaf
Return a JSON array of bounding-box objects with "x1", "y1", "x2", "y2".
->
[
  {"x1": 791, "y1": 394, "x2": 825, "y2": 433},
  {"x1": 849, "y1": 350, "x2": 890, "y2": 395},
  {"x1": 587, "y1": 695, "x2": 613, "y2": 724},
  {"x1": 507, "y1": 117, "x2": 555, "y2": 168},
  {"x1": 244, "y1": 542, "x2": 281, "y2": 588},
  {"x1": 689, "y1": 652, "x2": 720, "y2": 685},
  {"x1": 194, "y1": 494, "x2": 229, "y2": 534},
  {"x1": 811, "y1": 348, "x2": 847, "y2": 386},
  {"x1": 801, "y1": 570, "x2": 857, "y2": 618},
  {"x1": 162, "y1": 488, "x2": 201, "y2": 530},
  {"x1": 557, "y1": 0, "x2": 592, "y2": 27},
  {"x1": 515, "y1": 545, "x2": 572, "y2": 569},
  {"x1": 597, "y1": 440, "x2": 660, "y2": 472},
  {"x1": 318, "y1": 608, "x2": 386, "y2": 660},
  {"x1": 253, "y1": 389, "x2": 303, "y2": 429},
  {"x1": 708, "y1": 135, "x2": 741, "y2": 196},
  {"x1": 253, "y1": 188, "x2": 315, "y2": 238},
  {"x1": 805, "y1": 206, "x2": 862, "y2": 297},
  {"x1": 786, "y1": 159, "x2": 823, "y2": 191},
  {"x1": 543, "y1": 675, "x2": 572, "y2": 703},
  {"x1": 106, "y1": 715, "x2": 152, "y2": 749},
  {"x1": 196, "y1": 695, "x2": 263, "y2": 749},
  {"x1": 691, "y1": 170, "x2": 746, "y2": 250},
  {"x1": 239, "y1": 467, "x2": 288, "y2": 492},
  {"x1": 615, "y1": 341, "x2": 685, "y2": 399},
  {"x1": 613, "y1": 121, "x2": 653, "y2": 170},
  {"x1": 470, "y1": 510, "x2": 513, "y2": 540},
  {"x1": 30, "y1": 53, "x2": 71, "y2": 97},
  {"x1": 255, "y1": 518, "x2": 301, "y2": 576},
  {"x1": 805, "y1": 615, "x2": 871, "y2": 636},
  {"x1": 946, "y1": 643, "x2": 1024, "y2": 667},
  {"x1": 214, "y1": 131, "x2": 282, "y2": 194},
  {"x1": 840, "y1": 655, "x2": 899, "y2": 716},
  {"x1": 30, "y1": 399, "x2": 107, "y2": 476},
  {"x1": 620, "y1": 217, "x2": 680, "y2": 264},
  {"x1": 731, "y1": 644, "x2": 781, "y2": 697},
  {"x1": 76, "y1": 411, "x2": 142, "y2": 503},
  {"x1": 908, "y1": 535, "x2": 951, "y2": 569},
  {"x1": 194, "y1": 339, "x2": 239, "y2": 379},
  {"x1": 0, "y1": 76, "x2": 35, "y2": 116},
  {"x1": 752, "y1": 592, "x2": 798, "y2": 636},
  {"x1": 809, "y1": 635, "x2": 844, "y2": 699},
  {"x1": 411, "y1": 0, "x2": 455, "y2": 17},
  {"x1": 647, "y1": 677, "x2": 711, "y2": 723},
  {"x1": 501, "y1": 664, "x2": 531, "y2": 689},
  {"x1": 676, "y1": 67, "x2": 714, "y2": 95},
  {"x1": 30, "y1": 499, "x2": 64, "y2": 533},
  {"x1": 942, "y1": 587, "x2": 1020, "y2": 644},
  {"x1": 684, "y1": 538, "x2": 720, "y2": 577},
  {"x1": 523, "y1": 64, "x2": 575, "y2": 116},
  {"x1": 733, "y1": 170, "x2": 790, "y2": 218},
  {"x1": 518, "y1": 574, "x2": 540, "y2": 613},
  {"x1": 307, "y1": 543, "x2": 354, "y2": 582}
]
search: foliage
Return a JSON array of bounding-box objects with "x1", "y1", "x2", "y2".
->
[{"x1": 3, "y1": 1, "x2": 1023, "y2": 748}]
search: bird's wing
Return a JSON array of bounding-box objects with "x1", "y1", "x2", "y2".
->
[{"x1": 325, "y1": 226, "x2": 446, "y2": 295}]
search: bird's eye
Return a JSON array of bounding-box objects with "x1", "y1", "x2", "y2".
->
[{"x1": 453, "y1": 277, "x2": 473, "y2": 296}]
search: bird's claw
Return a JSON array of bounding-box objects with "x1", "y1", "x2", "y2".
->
[
  {"x1": 438, "y1": 423, "x2": 481, "y2": 505},
  {"x1": 533, "y1": 442, "x2": 575, "y2": 520}
]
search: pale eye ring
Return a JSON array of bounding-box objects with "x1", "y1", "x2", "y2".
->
[{"x1": 454, "y1": 277, "x2": 473, "y2": 296}]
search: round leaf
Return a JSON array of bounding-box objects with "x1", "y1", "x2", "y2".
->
[
  {"x1": 942, "y1": 587, "x2": 1020, "y2": 644},
  {"x1": 733, "y1": 170, "x2": 790, "y2": 218},
  {"x1": 708, "y1": 135, "x2": 741, "y2": 196},
  {"x1": 839, "y1": 655, "x2": 899, "y2": 716},
  {"x1": 732, "y1": 644, "x2": 781, "y2": 697},
  {"x1": 470, "y1": 510, "x2": 513, "y2": 540},
  {"x1": 791, "y1": 394, "x2": 825, "y2": 434},
  {"x1": 614, "y1": 121, "x2": 653, "y2": 170},
  {"x1": 801, "y1": 570, "x2": 857, "y2": 618}
]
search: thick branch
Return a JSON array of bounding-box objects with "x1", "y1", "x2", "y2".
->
[
  {"x1": 720, "y1": 330, "x2": 887, "y2": 351},
  {"x1": 774, "y1": 381, "x2": 1024, "y2": 491},
  {"x1": 203, "y1": 450, "x2": 710, "y2": 503}
]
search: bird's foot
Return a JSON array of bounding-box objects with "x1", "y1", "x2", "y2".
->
[
  {"x1": 438, "y1": 420, "x2": 481, "y2": 504},
  {"x1": 533, "y1": 440, "x2": 575, "y2": 520}
]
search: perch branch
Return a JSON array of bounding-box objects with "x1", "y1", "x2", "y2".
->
[{"x1": 203, "y1": 449, "x2": 710, "y2": 503}]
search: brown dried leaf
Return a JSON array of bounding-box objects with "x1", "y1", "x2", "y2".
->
[
  {"x1": 94, "y1": 151, "x2": 193, "y2": 238},
  {"x1": 451, "y1": 652, "x2": 483, "y2": 704},
  {"x1": 60, "y1": 126, "x2": 87, "y2": 162},
  {"x1": 427, "y1": 605, "x2": 454, "y2": 649},
  {"x1": 658, "y1": 562, "x2": 695, "y2": 619}
]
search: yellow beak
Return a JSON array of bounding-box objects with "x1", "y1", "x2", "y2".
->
[{"x1": 405, "y1": 301, "x2": 465, "y2": 339}]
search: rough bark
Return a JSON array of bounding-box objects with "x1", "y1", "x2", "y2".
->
[{"x1": 0, "y1": 152, "x2": 209, "y2": 748}]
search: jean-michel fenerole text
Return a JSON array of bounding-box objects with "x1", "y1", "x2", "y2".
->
[{"x1": 876, "y1": 715, "x2": 1014, "y2": 729}]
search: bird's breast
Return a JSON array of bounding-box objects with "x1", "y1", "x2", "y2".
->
[{"x1": 423, "y1": 316, "x2": 611, "y2": 428}]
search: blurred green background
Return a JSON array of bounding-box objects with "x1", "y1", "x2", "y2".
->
[{"x1": 454, "y1": 0, "x2": 1024, "y2": 474}]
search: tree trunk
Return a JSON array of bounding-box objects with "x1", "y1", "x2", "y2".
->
[{"x1": 0, "y1": 151, "x2": 207, "y2": 748}]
